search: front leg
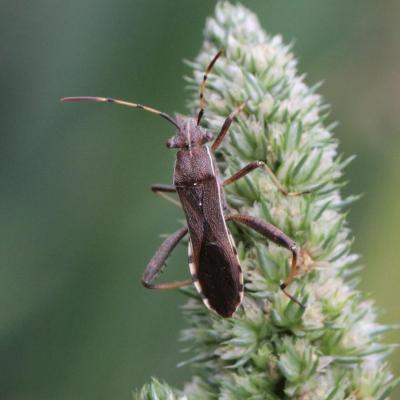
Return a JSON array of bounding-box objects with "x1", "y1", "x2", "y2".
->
[
  {"x1": 211, "y1": 103, "x2": 246, "y2": 151},
  {"x1": 151, "y1": 184, "x2": 181, "y2": 207},
  {"x1": 226, "y1": 213, "x2": 304, "y2": 308},
  {"x1": 224, "y1": 161, "x2": 309, "y2": 197},
  {"x1": 142, "y1": 226, "x2": 191, "y2": 289}
]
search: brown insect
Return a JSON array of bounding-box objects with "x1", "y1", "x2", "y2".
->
[{"x1": 62, "y1": 51, "x2": 305, "y2": 317}]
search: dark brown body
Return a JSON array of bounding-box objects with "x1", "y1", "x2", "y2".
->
[
  {"x1": 174, "y1": 146, "x2": 242, "y2": 317},
  {"x1": 62, "y1": 51, "x2": 304, "y2": 318}
]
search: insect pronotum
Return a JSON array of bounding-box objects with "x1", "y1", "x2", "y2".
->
[{"x1": 62, "y1": 50, "x2": 306, "y2": 318}]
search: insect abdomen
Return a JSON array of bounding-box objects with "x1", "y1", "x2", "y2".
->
[{"x1": 188, "y1": 232, "x2": 243, "y2": 318}]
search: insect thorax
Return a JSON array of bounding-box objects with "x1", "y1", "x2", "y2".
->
[{"x1": 174, "y1": 146, "x2": 215, "y2": 187}]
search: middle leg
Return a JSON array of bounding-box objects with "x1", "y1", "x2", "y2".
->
[
  {"x1": 211, "y1": 105, "x2": 308, "y2": 196},
  {"x1": 223, "y1": 161, "x2": 309, "y2": 197},
  {"x1": 151, "y1": 184, "x2": 181, "y2": 207}
]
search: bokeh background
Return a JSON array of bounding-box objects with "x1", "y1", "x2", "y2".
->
[{"x1": 1, "y1": 0, "x2": 399, "y2": 399}]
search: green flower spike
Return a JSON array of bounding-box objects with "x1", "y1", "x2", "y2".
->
[{"x1": 135, "y1": 2, "x2": 398, "y2": 399}]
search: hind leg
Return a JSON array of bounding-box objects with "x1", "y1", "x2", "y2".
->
[
  {"x1": 142, "y1": 226, "x2": 191, "y2": 289},
  {"x1": 226, "y1": 213, "x2": 304, "y2": 308}
]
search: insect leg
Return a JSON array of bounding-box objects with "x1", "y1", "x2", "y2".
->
[
  {"x1": 211, "y1": 103, "x2": 246, "y2": 151},
  {"x1": 224, "y1": 161, "x2": 310, "y2": 196},
  {"x1": 223, "y1": 161, "x2": 264, "y2": 186},
  {"x1": 142, "y1": 227, "x2": 192, "y2": 290},
  {"x1": 151, "y1": 184, "x2": 181, "y2": 207},
  {"x1": 225, "y1": 213, "x2": 304, "y2": 308}
]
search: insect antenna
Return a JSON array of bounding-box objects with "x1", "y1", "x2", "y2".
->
[
  {"x1": 197, "y1": 50, "x2": 223, "y2": 126},
  {"x1": 61, "y1": 96, "x2": 179, "y2": 129}
]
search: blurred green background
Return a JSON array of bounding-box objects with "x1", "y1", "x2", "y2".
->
[{"x1": 1, "y1": 0, "x2": 399, "y2": 399}]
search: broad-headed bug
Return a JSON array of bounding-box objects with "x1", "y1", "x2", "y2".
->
[{"x1": 62, "y1": 51, "x2": 306, "y2": 318}]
